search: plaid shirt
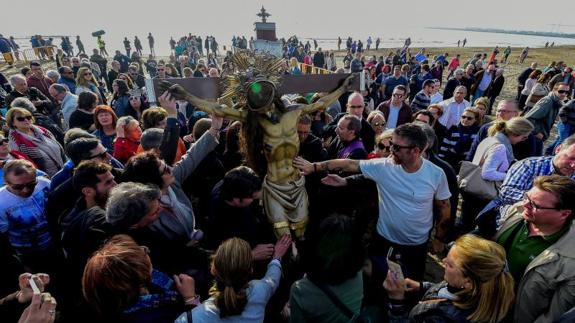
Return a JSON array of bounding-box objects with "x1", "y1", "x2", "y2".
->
[{"x1": 500, "y1": 156, "x2": 575, "y2": 205}]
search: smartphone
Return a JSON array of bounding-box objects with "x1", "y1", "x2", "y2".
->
[{"x1": 387, "y1": 247, "x2": 405, "y2": 282}]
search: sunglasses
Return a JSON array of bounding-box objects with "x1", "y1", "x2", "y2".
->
[
  {"x1": 84, "y1": 72, "x2": 93, "y2": 76},
  {"x1": 372, "y1": 122, "x2": 385, "y2": 127},
  {"x1": 558, "y1": 90, "x2": 570, "y2": 94},
  {"x1": 89, "y1": 151, "x2": 108, "y2": 159},
  {"x1": 16, "y1": 115, "x2": 33, "y2": 122},
  {"x1": 9, "y1": 180, "x2": 38, "y2": 191},
  {"x1": 392, "y1": 93, "x2": 404, "y2": 98},
  {"x1": 389, "y1": 141, "x2": 415, "y2": 152},
  {"x1": 129, "y1": 97, "x2": 140, "y2": 100},
  {"x1": 377, "y1": 143, "x2": 391, "y2": 151},
  {"x1": 1, "y1": 138, "x2": 9, "y2": 144},
  {"x1": 461, "y1": 115, "x2": 475, "y2": 120},
  {"x1": 349, "y1": 105, "x2": 364, "y2": 109}
]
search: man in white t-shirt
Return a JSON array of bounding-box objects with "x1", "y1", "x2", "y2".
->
[{"x1": 294, "y1": 123, "x2": 451, "y2": 281}]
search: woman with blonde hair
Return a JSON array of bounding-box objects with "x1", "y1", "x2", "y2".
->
[
  {"x1": 384, "y1": 234, "x2": 515, "y2": 323},
  {"x1": 175, "y1": 236, "x2": 292, "y2": 322},
  {"x1": 369, "y1": 129, "x2": 394, "y2": 159},
  {"x1": 289, "y1": 57, "x2": 302, "y2": 75},
  {"x1": 366, "y1": 110, "x2": 386, "y2": 136},
  {"x1": 75, "y1": 67, "x2": 103, "y2": 103},
  {"x1": 458, "y1": 117, "x2": 534, "y2": 233},
  {"x1": 473, "y1": 97, "x2": 493, "y2": 124}
]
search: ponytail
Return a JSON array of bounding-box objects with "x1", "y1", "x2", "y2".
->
[
  {"x1": 214, "y1": 284, "x2": 248, "y2": 318},
  {"x1": 487, "y1": 120, "x2": 506, "y2": 137},
  {"x1": 466, "y1": 271, "x2": 515, "y2": 323}
]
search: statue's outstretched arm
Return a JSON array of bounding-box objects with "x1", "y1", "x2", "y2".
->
[
  {"x1": 300, "y1": 74, "x2": 356, "y2": 114},
  {"x1": 161, "y1": 82, "x2": 247, "y2": 121}
]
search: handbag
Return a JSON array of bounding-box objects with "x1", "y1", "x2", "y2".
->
[{"x1": 458, "y1": 142, "x2": 501, "y2": 200}]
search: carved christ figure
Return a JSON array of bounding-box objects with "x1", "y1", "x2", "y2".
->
[{"x1": 161, "y1": 74, "x2": 354, "y2": 238}]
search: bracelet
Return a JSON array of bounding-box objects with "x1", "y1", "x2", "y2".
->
[
  {"x1": 184, "y1": 295, "x2": 200, "y2": 305},
  {"x1": 313, "y1": 163, "x2": 317, "y2": 173}
]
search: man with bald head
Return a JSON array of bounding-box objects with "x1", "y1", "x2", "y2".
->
[{"x1": 323, "y1": 91, "x2": 375, "y2": 151}]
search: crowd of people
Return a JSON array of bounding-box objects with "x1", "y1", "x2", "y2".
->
[{"x1": 0, "y1": 33, "x2": 574, "y2": 323}]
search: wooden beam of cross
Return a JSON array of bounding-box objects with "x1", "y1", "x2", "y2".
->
[
  {"x1": 257, "y1": 6, "x2": 271, "y2": 23},
  {"x1": 146, "y1": 73, "x2": 362, "y2": 103}
]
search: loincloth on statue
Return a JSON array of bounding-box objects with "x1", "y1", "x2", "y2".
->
[{"x1": 262, "y1": 175, "x2": 308, "y2": 236}]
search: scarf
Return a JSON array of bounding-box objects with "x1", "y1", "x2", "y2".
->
[
  {"x1": 494, "y1": 131, "x2": 515, "y2": 163},
  {"x1": 9, "y1": 126, "x2": 64, "y2": 176}
]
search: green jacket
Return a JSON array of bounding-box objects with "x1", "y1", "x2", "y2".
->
[
  {"x1": 524, "y1": 93, "x2": 563, "y2": 139},
  {"x1": 495, "y1": 203, "x2": 575, "y2": 323}
]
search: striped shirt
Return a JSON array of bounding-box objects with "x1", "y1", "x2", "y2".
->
[{"x1": 499, "y1": 156, "x2": 575, "y2": 205}]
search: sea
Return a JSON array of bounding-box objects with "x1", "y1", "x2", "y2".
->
[{"x1": 11, "y1": 26, "x2": 575, "y2": 58}]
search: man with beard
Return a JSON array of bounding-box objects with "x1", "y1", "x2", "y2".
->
[
  {"x1": 60, "y1": 160, "x2": 117, "y2": 276},
  {"x1": 0, "y1": 160, "x2": 53, "y2": 272},
  {"x1": 294, "y1": 123, "x2": 451, "y2": 282}
]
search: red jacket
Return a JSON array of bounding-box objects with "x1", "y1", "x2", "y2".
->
[
  {"x1": 27, "y1": 76, "x2": 54, "y2": 101},
  {"x1": 113, "y1": 138, "x2": 139, "y2": 164}
]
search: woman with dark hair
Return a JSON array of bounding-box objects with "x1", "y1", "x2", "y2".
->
[
  {"x1": 117, "y1": 73, "x2": 135, "y2": 89},
  {"x1": 127, "y1": 92, "x2": 149, "y2": 121},
  {"x1": 519, "y1": 69, "x2": 542, "y2": 109},
  {"x1": 121, "y1": 111, "x2": 223, "y2": 252},
  {"x1": 384, "y1": 234, "x2": 515, "y2": 323},
  {"x1": 289, "y1": 214, "x2": 365, "y2": 322},
  {"x1": 93, "y1": 105, "x2": 118, "y2": 153},
  {"x1": 438, "y1": 107, "x2": 481, "y2": 171},
  {"x1": 221, "y1": 121, "x2": 244, "y2": 171},
  {"x1": 69, "y1": 91, "x2": 97, "y2": 131},
  {"x1": 82, "y1": 234, "x2": 196, "y2": 321},
  {"x1": 111, "y1": 79, "x2": 131, "y2": 117},
  {"x1": 175, "y1": 236, "x2": 292, "y2": 322}
]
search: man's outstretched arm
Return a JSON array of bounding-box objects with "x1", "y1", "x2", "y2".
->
[{"x1": 293, "y1": 156, "x2": 360, "y2": 175}]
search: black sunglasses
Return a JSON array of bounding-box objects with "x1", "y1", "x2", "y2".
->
[
  {"x1": 389, "y1": 141, "x2": 415, "y2": 152},
  {"x1": 377, "y1": 143, "x2": 391, "y2": 151},
  {"x1": 461, "y1": 116, "x2": 475, "y2": 120},
  {"x1": 9, "y1": 180, "x2": 38, "y2": 191},
  {"x1": 16, "y1": 116, "x2": 33, "y2": 122},
  {"x1": 1, "y1": 138, "x2": 9, "y2": 144},
  {"x1": 89, "y1": 151, "x2": 108, "y2": 159},
  {"x1": 558, "y1": 90, "x2": 570, "y2": 94}
]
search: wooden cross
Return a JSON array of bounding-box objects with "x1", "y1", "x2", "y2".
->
[{"x1": 146, "y1": 73, "x2": 362, "y2": 103}]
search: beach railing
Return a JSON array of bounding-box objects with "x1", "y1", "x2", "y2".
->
[
  {"x1": 298, "y1": 62, "x2": 333, "y2": 74},
  {"x1": 0, "y1": 46, "x2": 57, "y2": 66}
]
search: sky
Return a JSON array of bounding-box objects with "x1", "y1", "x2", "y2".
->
[{"x1": 3, "y1": 0, "x2": 575, "y2": 54}]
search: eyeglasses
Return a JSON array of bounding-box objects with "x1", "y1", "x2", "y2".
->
[
  {"x1": 523, "y1": 193, "x2": 560, "y2": 211},
  {"x1": 84, "y1": 72, "x2": 92, "y2": 76},
  {"x1": 15, "y1": 115, "x2": 33, "y2": 122},
  {"x1": 389, "y1": 141, "x2": 415, "y2": 152},
  {"x1": 461, "y1": 115, "x2": 475, "y2": 120},
  {"x1": 377, "y1": 143, "x2": 391, "y2": 151},
  {"x1": 349, "y1": 105, "x2": 364, "y2": 109},
  {"x1": 392, "y1": 93, "x2": 404, "y2": 98},
  {"x1": 558, "y1": 90, "x2": 570, "y2": 94},
  {"x1": 89, "y1": 151, "x2": 108, "y2": 160},
  {"x1": 8, "y1": 180, "x2": 38, "y2": 191}
]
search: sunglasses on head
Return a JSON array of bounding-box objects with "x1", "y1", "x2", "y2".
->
[
  {"x1": 16, "y1": 115, "x2": 33, "y2": 122},
  {"x1": 9, "y1": 180, "x2": 37, "y2": 191}
]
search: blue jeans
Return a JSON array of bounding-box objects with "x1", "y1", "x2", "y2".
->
[
  {"x1": 546, "y1": 122, "x2": 574, "y2": 155},
  {"x1": 472, "y1": 88, "x2": 485, "y2": 104}
]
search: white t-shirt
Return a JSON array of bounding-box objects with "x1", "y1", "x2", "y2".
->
[{"x1": 360, "y1": 158, "x2": 451, "y2": 245}]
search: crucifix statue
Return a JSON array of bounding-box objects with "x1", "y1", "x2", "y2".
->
[
  {"x1": 155, "y1": 52, "x2": 358, "y2": 239},
  {"x1": 257, "y1": 6, "x2": 271, "y2": 23}
]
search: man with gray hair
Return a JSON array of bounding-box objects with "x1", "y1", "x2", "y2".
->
[
  {"x1": 49, "y1": 83, "x2": 77, "y2": 126},
  {"x1": 443, "y1": 68, "x2": 464, "y2": 100},
  {"x1": 5, "y1": 74, "x2": 52, "y2": 113},
  {"x1": 105, "y1": 182, "x2": 162, "y2": 230},
  {"x1": 437, "y1": 85, "x2": 471, "y2": 129}
]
